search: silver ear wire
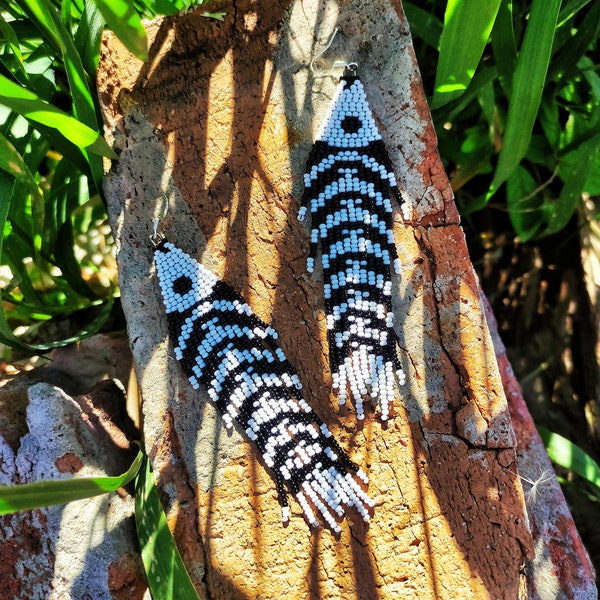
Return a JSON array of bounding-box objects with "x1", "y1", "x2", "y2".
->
[
  {"x1": 151, "y1": 193, "x2": 169, "y2": 246},
  {"x1": 310, "y1": 28, "x2": 358, "y2": 78}
]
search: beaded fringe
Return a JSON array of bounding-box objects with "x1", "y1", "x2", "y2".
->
[
  {"x1": 299, "y1": 75, "x2": 406, "y2": 420},
  {"x1": 154, "y1": 240, "x2": 374, "y2": 531}
]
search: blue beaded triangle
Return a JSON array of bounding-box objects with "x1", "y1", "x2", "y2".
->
[
  {"x1": 299, "y1": 75, "x2": 406, "y2": 421},
  {"x1": 154, "y1": 239, "x2": 374, "y2": 531}
]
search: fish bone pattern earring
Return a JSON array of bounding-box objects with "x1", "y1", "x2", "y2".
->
[
  {"x1": 299, "y1": 30, "x2": 406, "y2": 421},
  {"x1": 150, "y1": 212, "x2": 374, "y2": 532}
]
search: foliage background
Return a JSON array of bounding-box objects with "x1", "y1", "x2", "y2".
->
[
  {"x1": 0, "y1": 0, "x2": 598, "y2": 589},
  {"x1": 407, "y1": 0, "x2": 600, "y2": 567}
]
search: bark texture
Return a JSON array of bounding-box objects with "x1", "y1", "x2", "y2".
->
[
  {"x1": 98, "y1": 2, "x2": 538, "y2": 598},
  {"x1": 484, "y1": 299, "x2": 597, "y2": 599},
  {"x1": 0, "y1": 335, "x2": 146, "y2": 599}
]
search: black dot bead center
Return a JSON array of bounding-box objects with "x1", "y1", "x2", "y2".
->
[
  {"x1": 173, "y1": 275, "x2": 193, "y2": 295},
  {"x1": 341, "y1": 116, "x2": 362, "y2": 134}
]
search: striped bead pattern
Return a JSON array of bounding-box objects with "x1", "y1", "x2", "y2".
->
[
  {"x1": 154, "y1": 240, "x2": 374, "y2": 531},
  {"x1": 299, "y1": 75, "x2": 405, "y2": 421}
]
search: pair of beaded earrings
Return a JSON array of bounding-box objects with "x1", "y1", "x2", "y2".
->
[{"x1": 151, "y1": 31, "x2": 405, "y2": 532}]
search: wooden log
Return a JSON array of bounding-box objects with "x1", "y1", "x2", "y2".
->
[{"x1": 98, "y1": 1, "x2": 535, "y2": 597}]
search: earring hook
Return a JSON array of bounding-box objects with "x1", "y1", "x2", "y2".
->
[
  {"x1": 310, "y1": 28, "x2": 358, "y2": 78},
  {"x1": 151, "y1": 193, "x2": 169, "y2": 246}
]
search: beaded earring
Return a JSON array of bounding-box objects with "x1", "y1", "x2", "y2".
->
[
  {"x1": 299, "y1": 30, "x2": 406, "y2": 421},
  {"x1": 150, "y1": 213, "x2": 374, "y2": 532}
]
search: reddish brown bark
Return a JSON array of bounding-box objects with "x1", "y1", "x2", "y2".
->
[{"x1": 97, "y1": 2, "x2": 538, "y2": 598}]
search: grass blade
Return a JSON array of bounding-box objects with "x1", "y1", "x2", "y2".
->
[
  {"x1": 20, "y1": 0, "x2": 95, "y2": 126},
  {"x1": 506, "y1": 165, "x2": 543, "y2": 241},
  {"x1": 549, "y1": 0, "x2": 600, "y2": 82},
  {"x1": 539, "y1": 427, "x2": 600, "y2": 492},
  {"x1": 0, "y1": 12, "x2": 29, "y2": 84},
  {"x1": 75, "y1": 0, "x2": 105, "y2": 77},
  {"x1": 546, "y1": 130, "x2": 600, "y2": 235},
  {"x1": 91, "y1": 0, "x2": 148, "y2": 60},
  {"x1": 403, "y1": 2, "x2": 443, "y2": 50},
  {"x1": 557, "y1": 0, "x2": 594, "y2": 28},
  {"x1": 135, "y1": 456, "x2": 201, "y2": 600},
  {"x1": 491, "y1": 0, "x2": 517, "y2": 96},
  {"x1": 18, "y1": 0, "x2": 109, "y2": 189},
  {"x1": 487, "y1": 0, "x2": 561, "y2": 199},
  {"x1": 432, "y1": 0, "x2": 502, "y2": 109},
  {"x1": 0, "y1": 130, "x2": 42, "y2": 201},
  {"x1": 0, "y1": 73, "x2": 115, "y2": 157},
  {"x1": 1, "y1": 237, "x2": 46, "y2": 307},
  {"x1": 0, "y1": 289, "x2": 115, "y2": 351},
  {"x1": 0, "y1": 447, "x2": 143, "y2": 515},
  {"x1": 54, "y1": 217, "x2": 99, "y2": 299},
  {"x1": 0, "y1": 172, "x2": 17, "y2": 342},
  {"x1": 137, "y1": 0, "x2": 187, "y2": 17},
  {"x1": 433, "y1": 63, "x2": 498, "y2": 124}
]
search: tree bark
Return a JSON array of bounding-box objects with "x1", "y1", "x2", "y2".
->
[
  {"x1": 0, "y1": 335, "x2": 144, "y2": 600},
  {"x1": 98, "y1": 2, "x2": 537, "y2": 598}
]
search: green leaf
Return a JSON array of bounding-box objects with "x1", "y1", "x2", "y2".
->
[
  {"x1": 19, "y1": 0, "x2": 95, "y2": 125},
  {"x1": 0, "y1": 130, "x2": 42, "y2": 200},
  {"x1": 448, "y1": 129, "x2": 492, "y2": 189},
  {"x1": 433, "y1": 63, "x2": 498, "y2": 124},
  {"x1": 0, "y1": 12, "x2": 29, "y2": 84},
  {"x1": 550, "y1": 0, "x2": 600, "y2": 83},
  {"x1": 0, "y1": 170, "x2": 16, "y2": 296},
  {"x1": 538, "y1": 94, "x2": 561, "y2": 148},
  {"x1": 43, "y1": 157, "x2": 76, "y2": 252},
  {"x1": 487, "y1": 0, "x2": 562, "y2": 200},
  {"x1": 583, "y1": 151, "x2": 600, "y2": 195},
  {"x1": 403, "y1": 2, "x2": 443, "y2": 49},
  {"x1": 91, "y1": 0, "x2": 148, "y2": 60},
  {"x1": 18, "y1": 0, "x2": 109, "y2": 190},
  {"x1": 75, "y1": 0, "x2": 106, "y2": 77},
  {"x1": 477, "y1": 80, "x2": 496, "y2": 136},
  {"x1": 135, "y1": 457, "x2": 201, "y2": 600},
  {"x1": 0, "y1": 291, "x2": 115, "y2": 352},
  {"x1": 201, "y1": 11, "x2": 225, "y2": 21},
  {"x1": 557, "y1": 0, "x2": 595, "y2": 28},
  {"x1": 432, "y1": 0, "x2": 502, "y2": 109},
  {"x1": 506, "y1": 165, "x2": 543, "y2": 241},
  {"x1": 539, "y1": 427, "x2": 600, "y2": 491},
  {"x1": 0, "y1": 73, "x2": 116, "y2": 157},
  {"x1": 491, "y1": 0, "x2": 517, "y2": 97},
  {"x1": 54, "y1": 216, "x2": 99, "y2": 299},
  {"x1": 0, "y1": 447, "x2": 143, "y2": 515},
  {"x1": 524, "y1": 134, "x2": 554, "y2": 166},
  {"x1": 61, "y1": 0, "x2": 73, "y2": 29},
  {"x1": 545, "y1": 129, "x2": 600, "y2": 235},
  {"x1": 137, "y1": 0, "x2": 187, "y2": 16}
]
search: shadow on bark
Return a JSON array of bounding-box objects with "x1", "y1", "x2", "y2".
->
[{"x1": 108, "y1": 1, "x2": 531, "y2": 597}]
